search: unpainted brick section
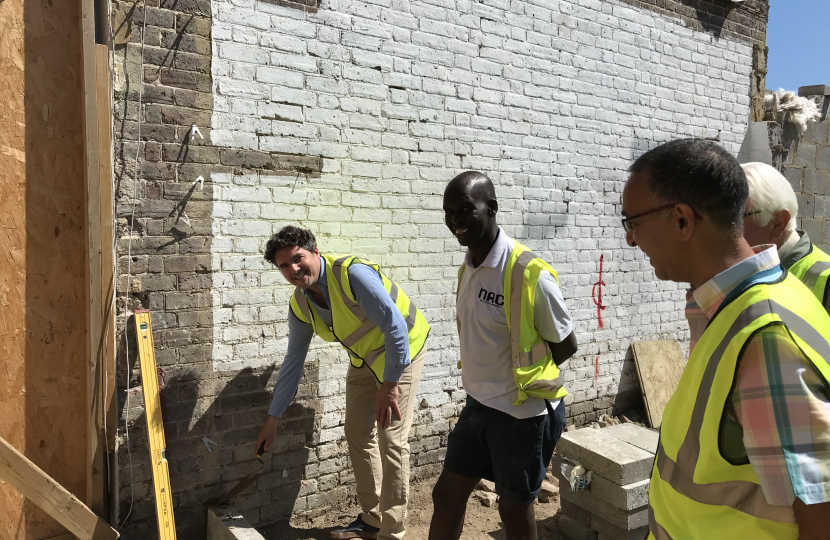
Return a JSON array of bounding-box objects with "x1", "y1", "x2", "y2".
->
[{"x1": 772, "y1": 94, "x2": 830, "y2": 252}]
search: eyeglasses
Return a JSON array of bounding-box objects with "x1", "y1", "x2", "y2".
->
[
  {"x1": 744, "y1": 210, "x2": 760, "y2": 218},
  {"x1": 621, "y1": 203, "x2": 680, "y2": 233}
]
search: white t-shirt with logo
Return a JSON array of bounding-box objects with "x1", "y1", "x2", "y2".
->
[{"x1": 457, "y1": 228, "x2": 573, "y2": 419}]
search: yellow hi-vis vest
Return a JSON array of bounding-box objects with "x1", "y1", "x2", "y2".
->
[
  {"x1": 457, "y1": 242, "x2": 569, "y2": 406},
  {"x1": 648, "y1": 272, "x2": 830, "y2": 540},
  {"x1": 289, "y1": 254, "x2": 430, "y2": 382},
  {"x1": 788, "y1": 243, "x2": 830, "y2": 308}
]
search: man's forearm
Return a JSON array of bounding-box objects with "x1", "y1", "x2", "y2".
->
[
  {"x1": 547, "y1": 331, "x2": 578, "y2": 366},
  {"x1": 269, "y1": 311, "x2": 314, "y2": 417}
]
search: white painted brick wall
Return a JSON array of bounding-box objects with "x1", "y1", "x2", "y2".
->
[{"x1": 208, "y1": 0, "x2": 752, "y2": 478}]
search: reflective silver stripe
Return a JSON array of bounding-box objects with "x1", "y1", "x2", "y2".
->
[
  {"x1": 531, "y1": 341, "x2": 548, "y2": 362},
  {"x1": 331, "y1": 257, "x2": 369, "y2": 322},
  {"x1": 353, "y1": 303, "x2": 417, "y2": 354},
  {"x1": 517, "y1": 340, "x2": 550, "y2": 366},
  {"x1": 660, "y1": 295, "x2": 830, "y2": 525},
  {"x1": 293, "y1": 288, "x2": 312, "y2": 321},
  {"x1": 391, "y1": 281, "x2": 419, "y2": 329},
  {"x1": 340, "y1": 319, "x2": 377, "y2": 348},
  {"x1": 523, "y1": 373, "x2": 564, "y2": 392},
  {"x1": 510, "y1": 250, "x2": 538, "y2": 369},
  {"x1": 656, "y1": 444, "x2": 795, "y2": 523},
  {"x1": 649, "y1": 505, "x2": 674, "y2": 540},
  {"x1": 802, "y1": 261, "x2": 830, "y2": 292},
  {"x1": 363, "y1": 346, "x2": 385, "y2": 367},
  {"x1": 676, "y1": 301, "x2": 773, "y2": 467},
  {"x1": 769, "y1": 299, "x2": 830, "y2": 363},
  {"x1": 678, "y1": 298, "x2": 830, "y2": 468},
  {"x1": 405, "y1": 300, "x2": 417, "y2": 330},
  {"x1": 457, "y1": 266, "x2": 466, "y2": 336},
  {"x1": 331, "y1": 256, "x2": 421, "y2": 357}
]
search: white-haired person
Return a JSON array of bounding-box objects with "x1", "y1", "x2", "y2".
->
[
  {"x1": 742, "y1": 162, "x2": 830, "y2": 313},
  {"x1": 686, "y1": 162, "x2": 830, "y2": 353}
]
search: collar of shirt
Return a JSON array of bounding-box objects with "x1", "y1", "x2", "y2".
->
[
  {"x1": 692, "y1": 244, "x2": 780, "y2": 319},
  {"x1": 464, "y1": 227, "x2": 512, "y2": 269},
  {"x1": 780, "y1": 230, "x2": 812, "y2": 270},
  {"x1": 777, "y1": 229, "x2": 801, "y2": 260},
  {"x1": 303, "y1": 255, "x2": 331, "y2": 309}
]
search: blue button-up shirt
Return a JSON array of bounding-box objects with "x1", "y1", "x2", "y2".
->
[{"x1": 268, "y1": 256, "x2": 412, "y2": 418}]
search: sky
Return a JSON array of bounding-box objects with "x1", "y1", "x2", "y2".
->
[{"x1": 765, "y1": 0, "x2": 830, "y2": 92}]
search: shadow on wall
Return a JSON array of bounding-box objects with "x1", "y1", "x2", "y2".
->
[
  {"x1": 117, "y1": 351, "x2": 320, "y2": 538},
  {"x1": 678, "y1": 0, "x2": 737, "y2": 38},
  {"x1": 108, "y1": 0, "x2": 334, "y2": 535},
  {"x1": 612, "y1": 348, "x2": 647, "y2": 421}
]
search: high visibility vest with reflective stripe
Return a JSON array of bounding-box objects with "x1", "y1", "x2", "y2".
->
[
  {"x1": 648, "y1": 272, "x2": 830, "y2": 540},
  {"x1": 289, "y1": 254, "x2": 430, "y2": 382},
  {"x1": 788, "y1": 243, "x2": 830, "y2": 309},
  {"x1": 457, "y1": 242, "x2": 569, "y2": 406}
]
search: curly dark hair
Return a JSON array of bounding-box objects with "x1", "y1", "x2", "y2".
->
[{"x1": 264, "y1": 226, "x2": 317, "y2": 266}]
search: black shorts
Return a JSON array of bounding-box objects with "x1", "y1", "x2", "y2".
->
[{"x1": 443, "y1": 395, "x2": 566, "y2": 503}]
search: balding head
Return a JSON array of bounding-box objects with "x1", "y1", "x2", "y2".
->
[
  {"x1": 445, "y1": 171, "x2": 496, "y2": 204},
  {"x1": 443, "y1": 171, "x2": 499, "y2": 252}
]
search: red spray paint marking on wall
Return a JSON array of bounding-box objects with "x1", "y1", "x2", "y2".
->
[
  {"x1": 595, "y1": 357, "x2": 599, "y2": 382},
  {"x1": 591, "y1": 254, "x2": 606, "y2": 329}
]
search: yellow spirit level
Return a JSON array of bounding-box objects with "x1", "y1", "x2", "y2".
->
[{"x1": 134, "y1": 310, "x2": 177, "y2": 540}]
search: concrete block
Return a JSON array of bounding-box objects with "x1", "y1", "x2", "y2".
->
[
  {"x1": 560, "y1": 514, "x2": 598, "y2": 540},
  {"x1": 600, "y1": 424, "x2": 658, "y2": 455},
  {"x1": 560, "y1": 486, "x2": 649, "y2": 530},
  {"x1": 562, "y1": 498, "x2": 593, "y2": 526},
  {"x1": 591, "y1": 514, "x2": 649, "y2": 540},
  {"x1": 590, "y1": 476, "x2": 650, "y2": 511},
  {"x1": 798, "y1": 85, "x2": 830, "y2": 97},
  {"x1": 557, "y1": 429, "x2": 654, "y2": 485},
  {"x1": 207, "y1": 505, "x2": 266, "y2": 540},
  {"x1": 817, "y1": 146, "x2": 830, "y2": 170},
  {"x1": 554, "y1": 461, "x2": 648, "y2": 530}
]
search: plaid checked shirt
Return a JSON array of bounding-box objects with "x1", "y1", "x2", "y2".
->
[{"x1": 686, "y1": 245, "x2": 830, "y2": 509}]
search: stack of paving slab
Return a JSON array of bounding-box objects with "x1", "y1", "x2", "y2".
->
[{"x1": 554, "y1": 424, "x2": 658, "y2": 540}]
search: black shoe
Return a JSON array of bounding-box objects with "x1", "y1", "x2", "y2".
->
[{"x1": 328, "y1": 515, "x2": 380, "y2": 539}]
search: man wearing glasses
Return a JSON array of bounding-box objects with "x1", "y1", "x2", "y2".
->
[
  {"x1": 621, "y1": 139, "x2": 830, "y2": 539},
  {"x1": 683, "y1": 162, "x2": 830, "y2": 355}
]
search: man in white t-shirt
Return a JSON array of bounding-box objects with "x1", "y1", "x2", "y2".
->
[{"x1": 429, "y1": 171, "x2": 577, "y2": 540}]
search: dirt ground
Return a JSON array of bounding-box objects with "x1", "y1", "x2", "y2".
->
[{"x1": 258, "y1": 475, "x2": 566, "y2": 540}]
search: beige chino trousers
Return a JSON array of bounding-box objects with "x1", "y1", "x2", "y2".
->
[{"x1": 344, "y1": 345, "x2": 426, "y2": 540}]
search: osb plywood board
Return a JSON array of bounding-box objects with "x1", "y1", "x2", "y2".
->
[
  {"x1": 0, "y1": 0, "x2": 30, "y2": 534},
  {"x1": 631, "y1": 340, "x2": 686, "y2": 428},
  {"x1": 0, "y1": 1, "x2": 89, "y2": 538}
]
